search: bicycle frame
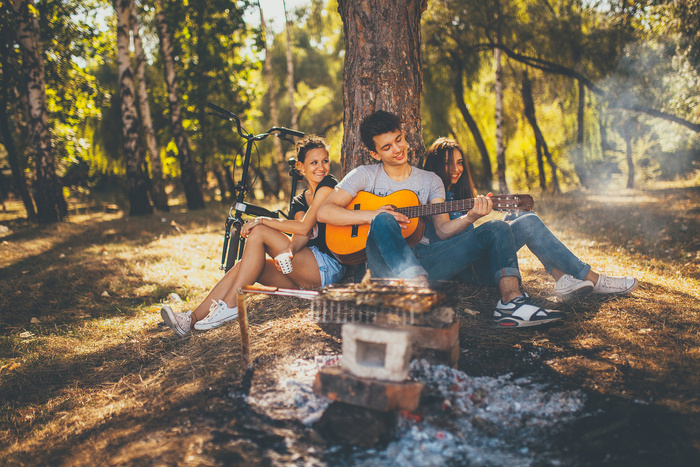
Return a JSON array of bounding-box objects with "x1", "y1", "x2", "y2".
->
[{"x1": 207, "y1": 103, "x2": 304, "y2": 272}]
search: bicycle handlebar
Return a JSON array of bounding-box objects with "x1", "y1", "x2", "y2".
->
[{"x1": 207, "y1": 102, "x2": 303, "y2": 140}]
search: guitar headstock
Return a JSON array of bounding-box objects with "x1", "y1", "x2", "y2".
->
[{"x1": 493, "y1": 194, "x2": 534, "y2": 212}]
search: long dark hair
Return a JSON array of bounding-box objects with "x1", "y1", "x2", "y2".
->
[{"x1": 424, "y1": 138, "x2": 476, "y2": 200}]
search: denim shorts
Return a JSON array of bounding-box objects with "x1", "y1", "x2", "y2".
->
[{"x1": 310, "y1": 246, "x2": 346, "y2": 287}]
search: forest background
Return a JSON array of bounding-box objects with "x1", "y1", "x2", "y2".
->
[{"x1": 1, "y1": 0, "x2": 699, "y2": 222}]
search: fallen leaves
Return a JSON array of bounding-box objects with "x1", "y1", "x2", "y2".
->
[{"x1": 0, "y1": 362, "x2": 21, "y2": 373}]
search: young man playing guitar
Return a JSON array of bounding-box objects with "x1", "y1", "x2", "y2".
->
[{"x1": 318, "y1": 110, "x2": 563, "y2": 328}]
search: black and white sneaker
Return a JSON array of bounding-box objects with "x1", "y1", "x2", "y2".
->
[{"x1": 493, "y1": 295, "x2": 564, "y2": 328}]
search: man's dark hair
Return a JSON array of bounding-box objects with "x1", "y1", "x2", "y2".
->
[
  {"x1": 295, "y1": 134, "x2": 328, "y2": 163},
  {"x1": 359, "y1": 110, "x2": 402, "y2": 152}
]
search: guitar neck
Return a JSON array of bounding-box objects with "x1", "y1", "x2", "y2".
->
[
  {"x1": 397, "y1": 199, "x2": 474, "y2": 218},
  {"x1": 397, "y1": 195, "x2": 530, "y2": 218}
]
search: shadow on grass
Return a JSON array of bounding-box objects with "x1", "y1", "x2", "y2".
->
[
  {"x1": 0, "y1": 208, "x2": 226, "y2": 329},
  {"x1": 533, "y1": 187, "x2": 700, "y2": 280}
]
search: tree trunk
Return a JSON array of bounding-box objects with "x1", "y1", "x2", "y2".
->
[
  {"x1": 155, "y1": 0, "x2": 205, "y2": 210},
  {"x1": 131, "y1": 5, "x2": 168, "y2": 212},
  {"x1": 453, "y1": 63, "x2": 492, "y2": 191},
  {"x1": 573, "y1": 79, "x2": 589, "y2": 188},
  {"x1": 535, "y1": 143, "x2": 547, "y2": 190},
  {"x1": 259, "y1": 2, "x2": 284, "y2": 162},
  {"x1": 283, "y1": 0, "x2": 298, "y2": 131},
  {"x1": 494, "y1": 43, "x2": 508, "y2": 194},
  {"x1": 259, "y1": 2, "x2": 286, "y2": 198},
  {"x1": 193, "y1": 0, "x2": 212, "y2": 193},
  {"x1": 0, "y1": 83, "x2": 36, "y2": 219},
  {"x1": 212, "y1": 165, "x2": 228, "y2": 204},
  {"x1": 521, "y1": 72, "x2": 560, "y2": 193},
  {"x1": 223, "y1": 164, "x2": 236, "y2": 200},
  {"x1": 624, "y1": 119, "x2": 635, "y2": 189},
  {"x1": 114, "y1": 0, "x2": 153, "y2": 216},
  {"x1": 338, "y1": 0, "x2": 426, "y2": 173},
  {"x1": 12, "y1": 0, "x2": 67, "y2": 223}
]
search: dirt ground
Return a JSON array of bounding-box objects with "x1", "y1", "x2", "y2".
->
[{"x1": 0, "y1": 186, "x2": 699, "y2": 465}]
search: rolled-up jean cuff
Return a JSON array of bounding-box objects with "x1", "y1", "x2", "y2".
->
[
  {"x1": 573, "y1": 264, "x2": 592, "y2": 281},
  {"x1": 493, "y1": 267, "x2": 521, "y2": 284},
  {"x1": 400, "y1": 266, "x2": 428, "y2": 280}
]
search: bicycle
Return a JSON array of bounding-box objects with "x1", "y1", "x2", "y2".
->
[{"x1": 207, "y1": 103, "x2": 305, "y2": 272}]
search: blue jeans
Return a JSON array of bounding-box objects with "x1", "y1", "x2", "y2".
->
[
  {"x1": 366, "y1": 212, "x2": 521, "y2": 284},
  {"x1": 458, "y1": 212, "x2": 591, "y2": 285}
]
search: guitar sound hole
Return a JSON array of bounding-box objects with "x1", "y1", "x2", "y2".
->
[{"x1": 351, "y1": 203, "x2": 360, "y2": 238}]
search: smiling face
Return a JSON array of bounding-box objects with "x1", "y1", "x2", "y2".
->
[
  {"x1": 446, "y1": 149, "x2": 464, "y2": 189},
  {"x1": 369, "y1": 130, "x2": 408, "y2": 167},
  {"x1": 299, "y1": 147, "x2": 330, "y2": 183}
]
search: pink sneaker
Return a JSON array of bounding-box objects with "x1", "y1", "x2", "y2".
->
[{"x1": 160, "y1": 305, "x2": 192, "y2": 336}]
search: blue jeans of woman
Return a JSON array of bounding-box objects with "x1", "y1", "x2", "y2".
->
[
  {"x1": 365, "y1": 212, "x2": 521, "y2": 284},
  {"x1": 458, "y1": 212, "x2": 591, "y2": 285}
]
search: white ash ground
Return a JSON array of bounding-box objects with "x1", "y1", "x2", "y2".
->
[
  {"x1": 246, "y1": 355, "x2": 337, "y2": 425},
  {"x1": 242, "y1": 357, "x2": 585, "y2": 466}
]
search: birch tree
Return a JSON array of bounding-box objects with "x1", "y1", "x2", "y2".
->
[
  {"x1": 12, "y1": 0, "x2": 66, "y2": 223},
  {"x1": 283, "y1": 0, "x2": 298, "y2": 132},
  {"x1": 131, "y1": 4, "x2": 169, "y2": 212},
  {"x1": 114, "y1": 0, "x2": 153, "y2": 216},
  {"x1": 155, "y1": 0, "x2": 205, "y2": 211}
]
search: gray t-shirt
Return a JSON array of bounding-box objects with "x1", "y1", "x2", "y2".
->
[{"x1": 337, "y1": 163, "x2": 445, "y2": 204}]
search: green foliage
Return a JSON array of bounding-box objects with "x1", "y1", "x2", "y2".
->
[
  {"x1": 2, "y1": 0, "x2": 698, "y2": 203},
  {"x1": 420, "y1": 0, "x2": 699, "y2": 191}
]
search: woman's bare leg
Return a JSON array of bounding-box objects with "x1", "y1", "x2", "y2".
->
[
  {"x1": 257, "y1": 247, "x2": 323, "y2": 290},
  {"x1": 192, "y1": 226, "x2": 290, "y2": 320},
  {"x1": 191, "y1": 262, "x2": 241, "y2": 321},
  {"x1": 216, "y1": 225, "x2": 302, "y2": 308},
  {"x1": 220, "y1": 248, "x2": 324, "y2": 306},
  {"x1": 194, "y1": 225, "x2": 326, "y2": 319}
]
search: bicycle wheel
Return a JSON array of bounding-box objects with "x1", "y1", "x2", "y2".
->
[{"x1": 224, "y1": 222, "x2": 241, "y2": 272}]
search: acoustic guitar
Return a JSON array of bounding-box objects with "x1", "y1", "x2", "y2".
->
[{"x1": 325, "y1": 190, "x2": 534, "y2": 265}]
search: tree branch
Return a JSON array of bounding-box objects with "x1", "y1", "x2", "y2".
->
[{"x1": 489, "y1": 43, "x2": 700, "y2": 133}]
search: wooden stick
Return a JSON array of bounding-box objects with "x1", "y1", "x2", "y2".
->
[{"x1": 237, "y1": 290, "x2": 252, "y2": 370}]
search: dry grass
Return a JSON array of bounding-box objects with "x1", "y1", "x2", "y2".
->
[{"x1": 0, "y1": 185, "x2": 699, "y2": 465}]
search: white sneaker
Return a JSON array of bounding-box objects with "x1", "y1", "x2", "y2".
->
[
  {"x1": 555, "y1": 274, "x2": 594, "y2": 301},
  {"x1": 160, "y1": 305, "x2": 192, "y2": 336},
  {"x1": 593, "y1": 275, "x2": 638, "y2": 295},
  {"x1": 194, "y1": 300, "x2": 238, "y2": 330}
]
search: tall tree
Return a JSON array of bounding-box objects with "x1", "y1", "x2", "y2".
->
[
  {"x1": 574, "y1": 79, "x2": 589, "y2": 188},
  {"x1": 114, "y1": 0, "x2": 153, "y2": 216},
  {"x1": 623, "y1": 118, "x2": 637, "y2": 189},
  {"x1": 452, "y1": 61, "x2": 493, "y2": 191},
  {"x1": 283, "y1": 0, "x2": 299, "y2": 132},
  {"x1": 338, "y1": 0, "x2": 427, "y2": 173},
  {"x1": 155, "y1": 0, "x2": 205, "y2": 210},
  {"x1": 131, "y1": 3, "x2": 169, "y2": 212},
  {"x1": 494, "y1": 40, "x2": 507, "y2": 193},
  {"x1": 259, "y1": 2, "x2": 287, "y2": 198},
  {"x1": 12, "y1": 0, "x2": 67, "y2": 223},
  {"x1": 259, "y1": 1, "x2": 284, "y2": 164},
  {"x1": 422, "y1": 1, "x2": 495, "y2": 189},
  {"x1": 521, "y1": 71, "x2": 560, "y2": 193},
  {"x1": 0, "y1": 27, "x2": 36, "y2": 220}
]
